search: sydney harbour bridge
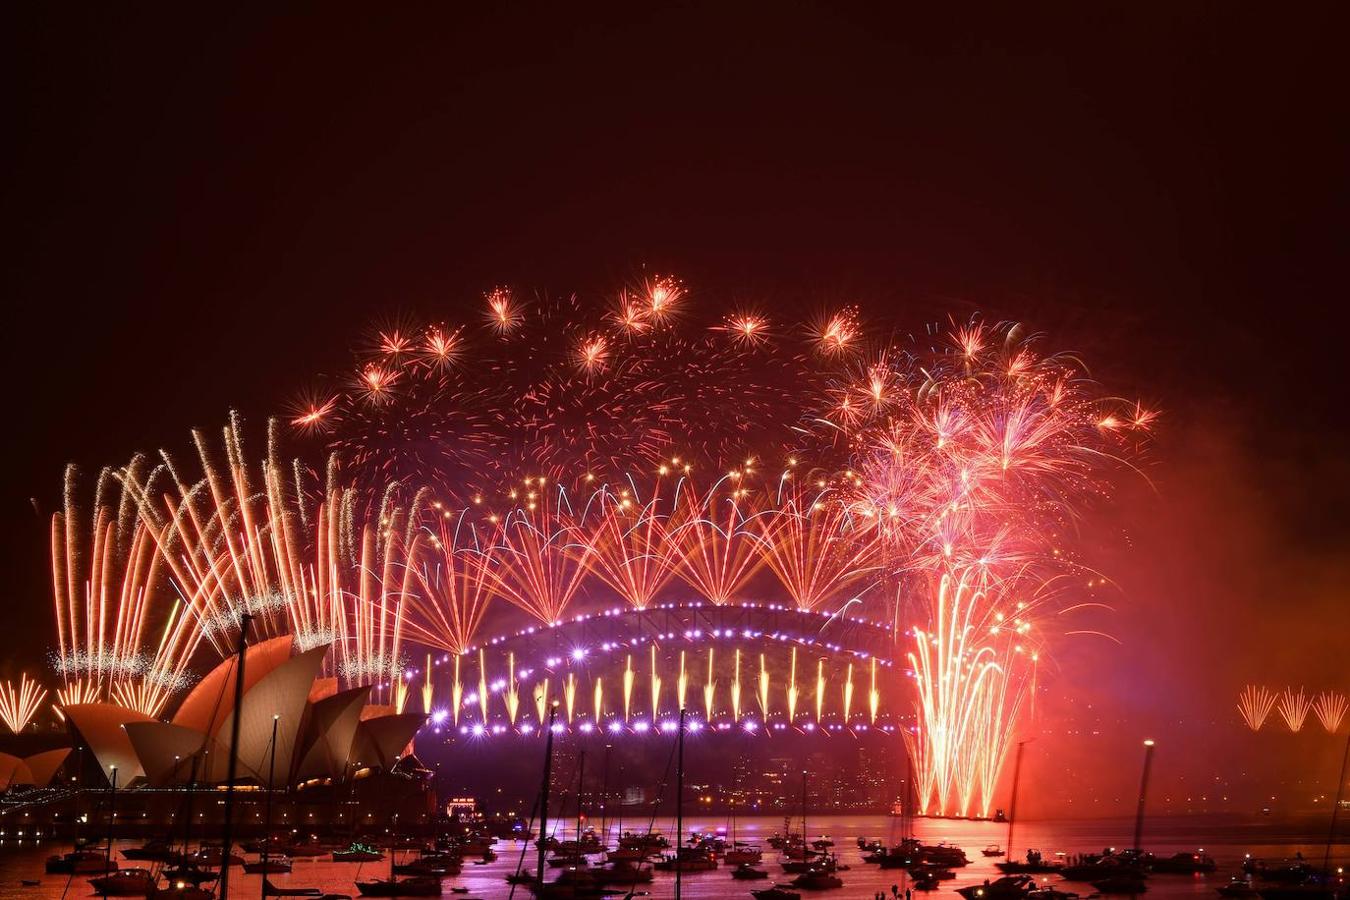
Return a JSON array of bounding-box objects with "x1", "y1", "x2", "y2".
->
[{"x1": 408, "y1": 600, "x2": 910, "y2": 742}]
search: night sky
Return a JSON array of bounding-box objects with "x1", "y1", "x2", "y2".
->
[{"x1": 5, "y1": 5, "x2": 1345, "y2": 812}]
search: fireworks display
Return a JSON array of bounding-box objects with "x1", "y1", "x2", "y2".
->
[
  {"x1": 35, "y1": 276, "x2": 1154, "y2": 817},
  {"x1": 0, "y1": 674, "x2": 47, "y2": 734},
  {"x1": 1238, "y1": 684, "x2": 1278, "y2": 731},
  {"x1": 1313, "y1": 691, "x2": 1348, "y2": 734},
  {"x1": 1277, "y1": 687, "x2": 1313, "y2": 732},
  {"x1": 49, "y1": 460, "x2": 199, "y2": 715},
  {"x1": 291, "y1": 283, "x2": 822, "y2": 498},
  {"x1": 819, "y1": 322, "x2": 1153, "y2": 816},
  {"x1": 1240, "y1": 685, "x2": 1346, "y2": 734}
]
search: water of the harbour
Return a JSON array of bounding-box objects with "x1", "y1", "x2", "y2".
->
[{"x1": 0, "y1": 815, "x2": 1344, "y2": 900}]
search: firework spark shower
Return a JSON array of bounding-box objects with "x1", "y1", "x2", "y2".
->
[
  {"x1": 35, "y1": 280, "x2": 1152, "y2": 817},
  {"x1": 8, "y1": 5, "x2": 1343, "y2": 839}
]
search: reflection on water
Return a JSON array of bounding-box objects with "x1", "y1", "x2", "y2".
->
[{"x1": 0, "y1": 815, "x2": 1343, "y2": 900}]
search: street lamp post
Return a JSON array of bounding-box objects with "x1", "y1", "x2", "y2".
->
[
  {"x1": 261, "y1": 713, "x2": 280, "y2": 900},
  {"x1": 1132, "y1": 739, "x2": 1156, "y2": 854},
  {"x1": 1006, "y1": 739, "x2": 1032, "y2": 862},
  {"x1": 103, "y1": 765, "x2": 118, "y2": 900},
  {"x1": 218, "y1": 613, "x2": 253, "y2": 900},
  {"x1": 537, "y1": 703, "x2": 558, "y2": 888}
]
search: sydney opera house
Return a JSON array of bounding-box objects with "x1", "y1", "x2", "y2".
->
[{"x1": 0, "y1": 637, "x2": 429, "y2": 834}]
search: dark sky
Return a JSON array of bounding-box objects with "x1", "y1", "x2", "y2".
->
[{"x1": 5, "y1": 4, "x2": 1346, "y2": 811}]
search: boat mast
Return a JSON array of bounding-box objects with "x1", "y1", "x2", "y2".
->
[
  {"x1": 217, "y1": 612, "x2": 253, "y2": 900},
  {"x1": 260, "y1": 713, "x2": 279, "y2": 900},
  {"x1": 536, "y1": 702, "x2": 558, "y2": 886},
  {"x1": 102, "y1": 765, "x2": 118, "y2": 900},
  {"x1": 1132, "y1": 739, "x2": 1156, "y2": 854},
  {"x1": 1321, "y1": 726, "x2": 1350, "y2": 880},
  {"x1": 904, "y1": 744, "x2": 912, "y2": 842},
  {"x1": 71, "y1": 744, "x2": 85, "y2": 850},
  {"x1": 801, "y1": 769, "x2": 808, "y2": 854},
  {"x1": 598, "y1": 744, "x2": 611, "y2": 849},
  {"x1": 729, "y1": 788, "x2": 739, "y2": 852},
  {"x1": 613, "y1": 763, "x2": 623, "y2": 842},
  {"x1": 1006, "y1": 740, "x2": 1028, "y2": 860},
  {"x1": 574, "y1": 750, "x2": 586, "y2": 848},
  {"x1": 180, "y1": 752, "x2": 201, "y2": 863},
  {"x1": 675, "y1": 707, "x2": 685, "y2": 900}
]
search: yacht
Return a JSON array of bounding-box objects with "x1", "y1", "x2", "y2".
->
[
  {"x1": 243, "y1": 855, "x2": 292, "y2": 874},
  {"x1": 791, "y1": 867, "x2": 844, "y2": 890},
  {"x1": 653, "y1": 846, "x2": 718, "y2": 872},
  {"x1": 46, "y1": 849, "x2": 117, "y2": 875},
  {"x1": 332, "y1": 843, "x2": 385, "y2": 863},
  {"x1": 956, "y1": 876, "x2": 1036, "y2": 900},
  {"x1": 354, "y1": 876, "x2": 440, "y2": 897},
  {"x1": 1092, "y1": 875, "x2": 1149, "y2": 894},
  {"x1": 1217, "y1": 877, "x2": 1259, "y2": 899},
  {"x1": 89, "y1": 867, "x2": 158, "y2": 896},
  {"x1": 725, "y1": 842, "x2": 764, "y2": 865}
]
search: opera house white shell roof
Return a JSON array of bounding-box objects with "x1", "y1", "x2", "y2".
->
[{"x1": 62, "y1": 636, "x2": 425, "y2": 788}]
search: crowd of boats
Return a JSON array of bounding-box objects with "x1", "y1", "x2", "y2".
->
[
  {"x1": 912, "y1": 844, "x2": 1348, "y2": 900},
  {"x1": 24, "y1": 824, "x2": 1350, "y2": 899},
  {"x1": 38, "y1": 825, "x2": 502, "y2": 899}
]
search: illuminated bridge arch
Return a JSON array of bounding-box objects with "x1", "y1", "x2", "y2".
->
[{"x1": 410, "y1": 601, "x2": 911, "y2": 740}]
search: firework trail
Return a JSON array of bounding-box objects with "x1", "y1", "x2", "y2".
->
[
  {"x1": 289, "y1": 283, "x2": 825, "y2": 499},
  {"x1": 339, "y1": 483, "x2": 427, "y2": 688},
  {"x1": 118, "y1": 414, "x2": 424, "y2": 691},
  {"x1": 903, "y1": 568, "x2": 1037, "y2": 815},
  {"x1": 476, "y1": 478, "x2": 593, "y2": 626},
  {"x1": 668, "y1": 476, "x2": 765, "y2": 605},
  {"x1": 405, "y1": 507, "x2": 496, "y2": 656},
  {"x1": 819, "y1": 320, "x2": 1152, "y2": 815},
  {"x1": 123, "y1": 414, "x2": 302, "y2": 652},
  {"x1": 1313, "y1": 691, "x2": 1347, "y2": 734},
  {"x1": 0, "y1": 674, "x2": 48, "y2": 733},
  {"x1": 1238, "y1": 685, "x2": 1278, "y2": 731},
  {"x1": 1277, "y1": 687, "x2": 1313, "y2": 732},
  {"x1": 49, "y1": 460, "x2": 198, "y2": 715},
  {"x1": 39, "y1": 274, "x2": 1151, "y2": 816},
  {"x1": 581, "y1": 475, "x2": 680, "y2": 611},
  {"x1": 745, "y1": 479, "x2": 878, "y2": 613}
]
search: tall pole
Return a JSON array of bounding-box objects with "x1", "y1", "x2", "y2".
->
[
  {"x1": 1132, "y1": 739, "x2": 1156, "y2": 854},
  {"x1": 260, "y1": 714, "x2": 279, "y2": 900},
  {"x1": 1006, "y1": 740, "x2": 1029, "y2": 860},
  {"x1": 801, "y1": 769, "x2": 808, "y2": 852},
  {"x1": 72, "y1": 744, "x2": 85, "y2": 848},
  {"x1": 575, "y1": 751, "x2": 586, "y2": 847},
  {"x1": 537, "y1": 703, "x2": 557, "y2": 887},
  {"x1": 598, "y1": 744, "x2": 611, "y2": 849},
  {"x1": 904, "y1": 742, "x2": 912, "y2": 842},
  {"x1": 218, "y1": 613, "x2": 253, "y2": 900},
  {"x1": 1322, "y1": 727, "x2": 1350, "y2": 879},
  {"x1": 181, "y1": 752, "x2": 201, "y2": 861},
  {"x1": 675, "y1": 707, "x2": 686, "y2": 900},
  {"x1": 103, "y1": 765, "x2": 118, "y2": 900}
]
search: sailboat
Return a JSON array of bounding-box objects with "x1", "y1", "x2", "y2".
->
[
  {"x1": 653, "y1": 710, "x2": 717, "y2": 875},
  {"x1": 548, "y1": 752, "x2": 590, "y2": 868},
  {"x1": 725, "y1": 781, "x2": 765, "y2": 888},
  {"x1": 783, "y1": 771, "x2": 844, "y2": 889},
  {"x1": 780, "y1": 772, "x2": 817, "y2": 873},
  {"x1": 245, "y1": 715, "x2": 292, "y2": 875},
  {"x1": 47, "y1": 750, "x2": 118, "y2": 876},
  {"x1": 161, "y1": 756, "x2": 218, "y2": 887},
  {"x1": 356, "y1": 815, "x2": 441, "y2": 897},
  {"x1": 723, "y1": 793, "x2": 766, "y2": 863}
]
